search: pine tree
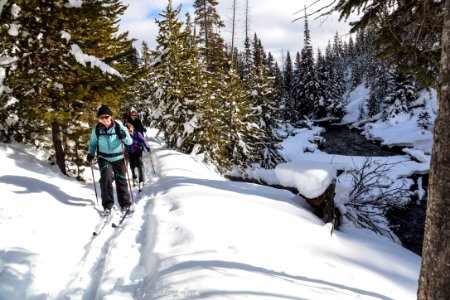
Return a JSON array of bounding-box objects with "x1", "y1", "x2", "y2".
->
[
  {"x1": 282, "y1": 51, "x2": 295, "y2": 123},
  {"x1": 331, "y1": 32, "x2": 347, "y2": 97},
  {"x1": 151, "y1": 0, "x2": 201, "y2": 151},
  {"x1": 265, "y1": 52, "x2": 284, "y2": 120},
  {"x1": 243, "y1": 34, "x2": 284, "y2": 169},
  {"x1": 192, "y1": 0, "x2": 264, "y2": 172},
  {"x1": 349, "y1": 30, "x2": 368, "y2": 89},
  {"x1": 193, "y1": 0, "x2": 228, "y2": 73},
  {"x1": 293, "y1": 11, "x2": 322, "y2": 121},
  {"x1": 0, "y1": 0, "x2": 135, "y2": 175},
  {"x1": 334, "y1": 0, "x2": 441, "y2": 87},
  {"x1": 222, "y1": 71, "x2": 263, "y2": 172},
  {"x1": 125, "y1": 41, "x2": 157, "y2": 126},
  {"x1": 291, "y1": 52, "x2": 302, "y2": 122},
  {"x1": 382, "y1": 68, "x2": 418, "y2": 121},
  {"x1": 367, "y1": 60, "x2": 389, "y2": 117},
  {"x1": 417, "y1": 110, "x2": 432, "y2": 134},
  {"x1": 316, "y1": 48, "x2": 344, "y2": 121}
]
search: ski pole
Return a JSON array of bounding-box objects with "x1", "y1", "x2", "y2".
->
[
  {"x1": 144, "y1": 131, "x2": 157, "y2": 175},
  {"x1": 121, "y1": 142, "x2": 135, "y2": 204},
  {"x1": 90, "y1": 162, "x2": 99, "y2": 206},
  {"x1": 148, "y1": 146, "x2": 156, "y2": 175}
]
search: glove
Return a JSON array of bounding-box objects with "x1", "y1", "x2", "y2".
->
[
  {"x1": 86, "y1": 153, "x2": 94, "y2": 162},
  {"x1": 117, "y1": 131, "x2": 126, "y2": 140},
  {"x1": 143, "y1": 128, "x2": 147, "y2": 133},
  {"x1": 145, "y1": 147, "x2": 150, "y2": 152}
]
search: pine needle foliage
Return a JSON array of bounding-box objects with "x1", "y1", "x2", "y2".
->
[
  {"x1": 0, "y1": 0, "x2": 136, "y2": 175},
  {"x1": 334, "y1": 0, "x2": 442, "y2": 87}
]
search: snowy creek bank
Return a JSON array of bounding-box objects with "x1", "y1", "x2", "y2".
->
[
  {"x1": 231, "y1": 125, "x2": 426, "y2": 256},
  {"x1": 320, "y1": 125, "x2": 426, "y2": 256}
]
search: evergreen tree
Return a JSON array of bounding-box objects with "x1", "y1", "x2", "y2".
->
[
  {"x1": 240, "y1": 36, "x2": 252, "y2": 79},
  {"x1": 335, "y1": 0, "x2": 441, "y2": 87},
  {"x1": 192, "y1": 78, "x2": 230, "y2": 170},
  {"x1": 125, "y1": 41, "x2": 157, "y2": 126},
  {"x1": 193, "y1": 0, "x2": 228, "y2": 73},
  {"x1": 291, "y1": 51, "x2": 303, "y2": 122},
  {"x1": 152, "y1": 1, "x2": 255, "y2": 173},
  {"x1": 417, "y1": 110, "x2": 432, "y2": 134},
  {"x1": 331, "y1": 32, "x2": 347, "y2": 97},
  {"x1": 265, "y1": 52, "x2": 283, "y2": 120},
  {"x1": 243, "y1": 34, "x2": 284, "y2": 169},
  {"x1": 367, "y1": 60, "x2": 389, "y2": 117},
  {"x1": 382, "y1": 68, "x2": 419, "y2": 121},
  {"x1": 192, "y1": 0, "x2": 263, "y2": 172},
  {"x1": 151, "y1": 0, "x2": 201, "y2": 152},
  {"x1": 316, "y1": 48, "x2": 345, "y2": 121},
  {"x1": 349, "y1": 32, "x2": 363, "y2": 89},
  {"x1": 282, "y1": 51, "x2": 295, "y2": 123},
  {"x1": 294, "y1": 11, "x2": 322, "y2": 120},
  {"x1": 222, "y1": 71, "x2": 263, "y2": 172},
  {"x1": 0, "y1": 0, "x2": 135, "y2": 175}
]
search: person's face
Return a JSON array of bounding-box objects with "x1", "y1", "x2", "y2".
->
[
  {"x1": 99, "y1": 115, "x2": 112, "y2": 126},
  {"x1": 128, "y1": 127, "x2": 134, "y2": 135},
  {"x1": 131, "y1": 113, "x2": 137, "y2": 119}
]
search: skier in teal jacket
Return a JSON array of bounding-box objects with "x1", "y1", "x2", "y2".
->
[{"x1": 87, "y1": 105, "x2": 133, "y2": 215}]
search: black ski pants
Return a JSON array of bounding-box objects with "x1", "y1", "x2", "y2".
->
[
  {"x1": 98, "y1": 158, "x2": 130, "y2": 209},
  {"x1": 129, "y1": 151, "x2": 145, "y2": 183}
]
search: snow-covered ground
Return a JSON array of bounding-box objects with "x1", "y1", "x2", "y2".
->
[
  {"x1": 0, "y1": 85, "x2": 435, "y2": 299},
  {"x1": 0, "y1": 133, "x2": 421, "y2": 299}
]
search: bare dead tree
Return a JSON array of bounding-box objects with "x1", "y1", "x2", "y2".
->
[
  {"x1": 340, "y1": 158, "x2": 412, "y2": 241},
  {"x1": 230, "y1": 0, "x2": 237, "y2": 65}
]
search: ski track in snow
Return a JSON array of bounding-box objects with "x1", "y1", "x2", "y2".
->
[{"x1": 58, "y1": 138, "x2": 160, "y2": 300}]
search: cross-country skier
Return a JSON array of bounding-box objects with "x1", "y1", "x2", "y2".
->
[
  {"x1": 86, "y1": 105, "x2": 133, "y2": 216},
  {"x1": 125, "y1": 123, "x2": 150, "y2": 190}
]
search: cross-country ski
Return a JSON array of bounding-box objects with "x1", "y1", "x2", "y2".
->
[
  {"x1": 92, "y1": 211, "x2": 114, "y2": 236},
  {"x1": 111, "y1": 209, "x2": 132, "y2": 228}
]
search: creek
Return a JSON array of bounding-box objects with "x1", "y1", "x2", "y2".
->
[{"x1": 320, "y1": 125, "x2": 426, "y2": 256}]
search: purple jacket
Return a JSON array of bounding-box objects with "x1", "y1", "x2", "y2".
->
[{"x1": 127, "y1": 131, "x2": 149, "y2": 154}]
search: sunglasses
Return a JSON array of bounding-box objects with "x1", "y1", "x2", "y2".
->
[
  {"x1": 99, "y1": 115, "x2": 110, "y2": 120},
  {"x1": 131, "y1": 114, "x2": 137, "y2": 117}
]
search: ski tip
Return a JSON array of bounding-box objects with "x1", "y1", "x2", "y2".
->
[
  {"x1": 93, "y1": 232, "x2": 98, "y2": 236},
  {"x1": 112, "y1": 223, "x2": 118, "y2": 228}
]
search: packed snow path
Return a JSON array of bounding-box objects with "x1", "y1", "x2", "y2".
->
[
  {"x1": 0, "y1": 135, "x2": 421, "y2": 300},
  {"x1": 60, "y1": 143, "x2": 158, "y2": 299}
]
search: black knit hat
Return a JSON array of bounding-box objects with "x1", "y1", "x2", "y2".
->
[{"x1": 97, "y1": 105, "x2": 113, "y2": 117}]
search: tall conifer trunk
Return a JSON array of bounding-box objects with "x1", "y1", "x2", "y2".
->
[
  {"x1": 418, "y1": 0, "x2": 450, "y2": 298},
  {"x1": 51, "y1": 121, "x2": 66, "y2": 175}
]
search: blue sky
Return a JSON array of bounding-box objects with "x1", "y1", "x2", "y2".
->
[{"x1": 119, "y1": 0, "x2": 353, "y2": 63}]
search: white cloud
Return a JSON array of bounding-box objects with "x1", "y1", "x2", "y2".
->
[{"x1": 120, "y1": 0, "x2": 353, "y2": 63}]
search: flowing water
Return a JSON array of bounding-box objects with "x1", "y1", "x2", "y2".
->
[
  {"x1": 320, "y1": 125, "x2": 426, "y2": 256},
  {"x1": 320, "y1": 125, "x2": 404, "y2": 157}
]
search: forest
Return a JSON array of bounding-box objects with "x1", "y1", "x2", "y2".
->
[
  {"x1": 0, "y1": 0, "x2": 449, "y2": 298},
  {"x1": 0, "y1": 0, "x2": 437, "y2": 178}
]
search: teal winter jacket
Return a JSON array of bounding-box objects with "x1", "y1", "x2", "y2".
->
[{"x1": 88, "y1": 120, "x2": 132, "y2": 162}]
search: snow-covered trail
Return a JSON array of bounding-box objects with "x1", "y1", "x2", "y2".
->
[
  {"x1": 57, "y1": 139, "x2": 161, "y2": 300},
  {"x1": 0, "y1": 134, "x2": 421, "y2": 300}
]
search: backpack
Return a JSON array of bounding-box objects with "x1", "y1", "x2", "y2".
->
[
  {"x1": 94, "y1": 120, "x2": 123, "y2": 155},
  {"x1": 95, "y1": 120, "x2": 122, "y2": 139}
]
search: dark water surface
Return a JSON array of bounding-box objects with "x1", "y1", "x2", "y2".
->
[
  {"x1": 320, "y1": 125, "x2": 404, "y2": 156},
  {"x1": 320, "y1": 125, "x2": 426, "y2": 256}
]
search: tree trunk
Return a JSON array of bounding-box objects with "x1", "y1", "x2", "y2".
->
[
  {"x1": 51, "y1": 121, "x2": 67, "y2": 175},
  {"x1": 418, "y1": 0, "x2": 450, "y2": 298},
  {"x1": 230, "y1": 0, "x2": 236, "y2": 65}
]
